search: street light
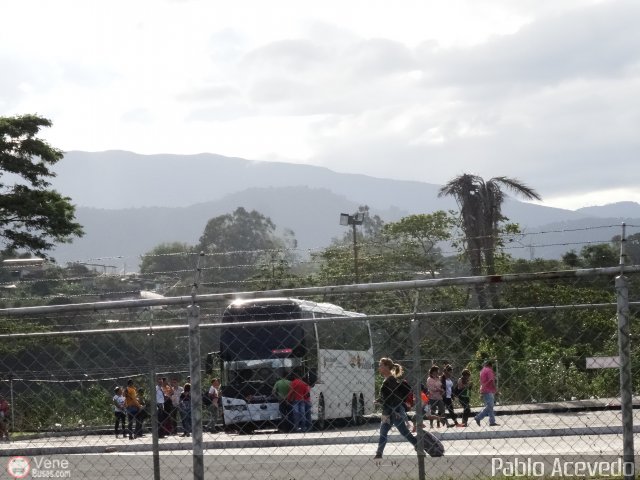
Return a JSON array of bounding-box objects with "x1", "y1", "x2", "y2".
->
[{"x1": 339, "y1": 212, "x2": 365, "y2": 283}]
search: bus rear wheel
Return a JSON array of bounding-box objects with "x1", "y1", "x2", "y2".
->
[
  {"x1": 350, "y1": 396, "x2": 359, "y2": 426},
  {"x1": 314, "y1": 395, "x2": 326, "y2": 431},
  {"x1": 357, "y1": 394, "x2": 366, "y2": 425}
]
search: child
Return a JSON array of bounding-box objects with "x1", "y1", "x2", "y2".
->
[{"x1": 112, "y1": 387, "x2": 126, "y2": 438}]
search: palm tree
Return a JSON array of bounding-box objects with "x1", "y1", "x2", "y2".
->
[{"x1": 439, "y1": 174, "x2": 541, "y2": 309}]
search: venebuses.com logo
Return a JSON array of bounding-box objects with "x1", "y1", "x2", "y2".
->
[
  {"x1": 7, "y1": 456, "x2": 30, "y2": 479},
  {"x1": 6, "y1": 456, "x2": 71, "y2": 478}
]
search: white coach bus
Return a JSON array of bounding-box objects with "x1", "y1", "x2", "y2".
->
[{"x1": 214, "y1": 297, "x2": 375, "y2": 431}]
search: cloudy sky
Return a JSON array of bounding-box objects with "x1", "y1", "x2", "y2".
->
[{"x1": 2, "y1": 0, "x2": 639, "y2": 210}]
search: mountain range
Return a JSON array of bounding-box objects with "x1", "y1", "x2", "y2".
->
[{"x1": 48, "y1": 151, "x2": 640, "y2": 271}]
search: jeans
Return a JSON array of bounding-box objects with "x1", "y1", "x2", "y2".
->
[
  {"x1": 291, "y1": 400, "x2": 311, "y2": 432},
  {"x1": 157, "y1": 405, "x2": 168, "y2": 436},
  {"x1": 126, "y1": 407, "x2": 142, "y2": 437},
  {"x1": 458, "y1": 395, "x2": 471, "y2": 425},
  {"x1": 180, "y1": 407, "x2": 192, "y2": 434},
  {"x1": 114, "y1": 412, "x2": 126, "y2": 436},
  {"x1": 443, "y1": 397, "x2": 457, "y2": 425},
  {"x1": 475, "y1": 393, "x2": 496, "y2": 424},
  {"x1": 207, "y1": 404, "x2": 219, "y2": 431},
  {"x1": 376, "y1": 405, "x2": 417, "y2": 456},
  {"x1": 278, "y1": 401, "x2": 293, "y2": 431}
]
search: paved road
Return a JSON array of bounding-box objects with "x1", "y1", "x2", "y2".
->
[{"x1": 0, "y1": 401, "x2": 638, "y2": 479}]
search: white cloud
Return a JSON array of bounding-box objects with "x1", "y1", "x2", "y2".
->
[{"x1": 1, "y1": 0, "x2": 639, "y2": 210}]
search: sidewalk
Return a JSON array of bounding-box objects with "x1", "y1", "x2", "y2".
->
[
  {"x1": 0, "y1": 397, "x2": 637, "y2": 456},
  {"x1": 488, "y1": 396, "x2": 640, "y2": 416}
]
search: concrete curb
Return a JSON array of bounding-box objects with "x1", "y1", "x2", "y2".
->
[
  {"x1": 2, "y1": 398, "x2": 637, "y2": 456},
  {"x1": 2, "y1": 424, "x2": 638, "y2": 457}
]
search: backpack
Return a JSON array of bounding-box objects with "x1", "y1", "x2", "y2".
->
[
  {"x1": 396, "y1": 378, "x2": 412, "y2": 405},
  {"x1": 406, "y1": 390, "x2": 428, "y2": 409},
  {"x1": 387, "y1": 377, "x2": 412, "y2": 406}
]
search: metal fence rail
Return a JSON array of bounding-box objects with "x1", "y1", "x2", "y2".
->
[{"x1": 0, "y1": 268, "x2": 637, "y2": 480}]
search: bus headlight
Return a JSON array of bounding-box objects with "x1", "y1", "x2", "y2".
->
[{"x1": 224, "y1": 405, "x2": 248, "y2": 412}]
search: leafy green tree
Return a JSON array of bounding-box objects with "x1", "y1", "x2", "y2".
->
[
  {"x1": 562, "y1": 250, "x2": 581, "y2": 268},
  {"x1": 382, "y1": 211, "x2": 456, "y2": 279},
  {"x1": 475, "y1": 253, "x2": 622, "y2": 402},
  {"x1": 579, "y1": 244, "x2": 619, "y2": 268},
  {"x1": 562, "y1": 244, "x2": 619, "y2": 268},
  {"x1": 197, "y1": 207, "x2": 296, "y2": 290},
  {"x1": 621, "y1": 232, "x2": 640, "y2": 265},
  {"x1": 0, "y1": 114, "x2": 83, "y2": 256},
  {"x1": 313, "y1": 209, "x2": 471, "y2": 362},
  {"x1": 138, "y1": 242, "x2": 197, "y2": 294},
  {"x1": 438, "y1": 174, "x2": 541, "y2": 308}
]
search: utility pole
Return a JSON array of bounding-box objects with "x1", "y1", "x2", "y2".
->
[{"x1": 340, "y1": 212, "x2": 365, "y2": 283}]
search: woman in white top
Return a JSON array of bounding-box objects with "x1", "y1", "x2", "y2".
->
[{"x1": 441, "y1": 365, "x2": 460, "y2": 427}]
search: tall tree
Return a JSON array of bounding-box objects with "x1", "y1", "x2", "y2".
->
[
  {"x1": 139, "y1": 242, "x2": 197, "y2": 294},
  {"x1": 382, "y1": 211, "x2": 456, "y2": 279},
  {"x1": 438, "y1": 174, "x2": 541, "y2": 308},
  {"x1": 197, "y1": 207, "x2": 295, "y2": 289},
  {"x1": 0, "y1": 114, "x2": 83, "y2": 257}
]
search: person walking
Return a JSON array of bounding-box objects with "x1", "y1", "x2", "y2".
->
[
  {"x1": 426, "y1": 365, "x2": 445, "y2": 428},
  {"x1": 456, "y1": 369, "x2": 472, "y2": 427},
  {"x1": 441, "y1": 365, "x2": 459, "y2": 427},
  {"x1": 474, "y1": 360, "x2": 499, "y2": 426},
  {"x1": 374, "y1": 358, "x2": 444, "y2": 459}
]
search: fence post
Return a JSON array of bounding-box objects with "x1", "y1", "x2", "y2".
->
[
  {"x1": 616, "y1": 223, "x2": 635, "y2": 480},
  {"x1": 410, "y1": 293, "x2": 426, "y2": 480},
  {"x1": 189, "y1": 303, "x2": 204, "y2": 479},
  {"x1": 144, "y1": 309, "x2": 161, "y2": 480}
]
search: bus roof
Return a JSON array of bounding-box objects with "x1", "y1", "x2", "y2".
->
[{"x1": 226, "y1": 297, "x2": 364, "y2": 318}]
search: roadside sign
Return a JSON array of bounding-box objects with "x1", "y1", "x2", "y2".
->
[{"x1": 586, "y1": 356, "x2": 620, "y2": 369}]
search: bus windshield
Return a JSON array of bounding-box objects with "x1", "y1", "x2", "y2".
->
[{"x1": 220, "y1": 324, "x2": 307, "y2": 361}]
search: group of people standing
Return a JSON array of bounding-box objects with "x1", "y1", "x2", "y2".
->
[
  {"x1": 419, "y1": 359, "x2": 497, "y2": 428},
  {"x1": 113, "y1": 379, "x2": 147, "y2": 439},
  {"x1": 424, "y1": 364, "x2": 471, "y2": 428},
  {"x1": 113, "y1": 376, "x2": 205, "y2": 440},
  {"x1": 155, "y1": 376, "x2": 193, "y2": 438},
  {"x1": 272, "y1": 369, "x2": 312, "y2": 432}
]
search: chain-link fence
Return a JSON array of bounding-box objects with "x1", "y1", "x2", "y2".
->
[{"x1": 0, "y1": 266, "x2": 637, "y2": 479}]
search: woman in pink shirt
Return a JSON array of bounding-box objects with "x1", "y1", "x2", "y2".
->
[{"x1": 426, "y1": 365, "x2": 445, "y2": 427}]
